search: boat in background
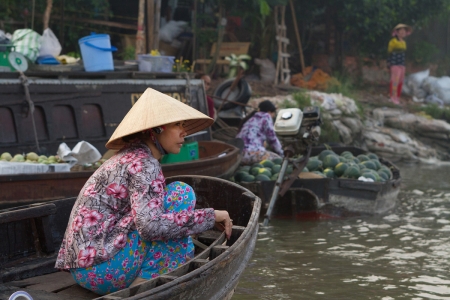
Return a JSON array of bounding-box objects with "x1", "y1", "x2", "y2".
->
[
  {"x1": 0, "y1": 141, "x2": 241, "y2": 209},
  {"x1": 240, "y1": 145, "x2": 401, "y2": 219},
  {"x1": 0, "y1": 175, "x2": 261, "y2": 300}
]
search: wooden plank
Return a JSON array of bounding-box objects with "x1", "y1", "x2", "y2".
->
[
  {"x1": 7, "y1": 271, "x2": 76, "y2": 293},
  {"x1": 209, "y1": 42, "x2": 251, "y2": 57},
  {"x1": 146, "y1": 0, "x2": 155, "y2": 53},
  {"x1": 279, "y1": 53, "x2": 291, "y2": 57},
  {"x1": 276, "y1": 36, "x2": 290, "y2": 44},
  {"x1": 0, "y1": 203, "x2": 56, "y2": 224},
  {"x1": 210, "y1": 245, "x2": 229, "y2": 260},
  {"x1": 192, "y1": 258, "x2": 209, "y2": 270}
]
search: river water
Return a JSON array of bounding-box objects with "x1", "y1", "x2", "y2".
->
[{"x1": 233, "y1": 163, "x2": 450, "y2": 299}]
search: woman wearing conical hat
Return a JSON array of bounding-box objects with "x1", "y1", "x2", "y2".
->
[
  {"x1": 55, "y1": 88, "x2": 232, "y2": 295},
  {"x1": 387, "y1": 23, "x2": 413, "y2": 104}
]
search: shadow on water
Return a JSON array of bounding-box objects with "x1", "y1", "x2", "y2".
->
[{"x1": 233, "y1": 163, "x2": 450, "y2": 299}]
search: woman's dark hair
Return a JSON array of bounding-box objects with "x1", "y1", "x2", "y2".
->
[
  {"x1": 122, "y1": 131, "x2": 146, "y2": 143},
  {"x1": 237, "y1": 100, "x2": 276, "y2": 132}
]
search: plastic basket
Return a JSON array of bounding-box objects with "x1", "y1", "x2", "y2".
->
[{"x1": 138, "y1": 55, "x2": 175, "y2": 73}]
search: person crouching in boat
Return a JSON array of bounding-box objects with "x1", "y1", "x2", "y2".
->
[
  {"x1": 55, "y1": 88, "x2": 233, "y2": 295},
  {"x1": 236, "y1": 100, "x2": 284, "y2": 165}
]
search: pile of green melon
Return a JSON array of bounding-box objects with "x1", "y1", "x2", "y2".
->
[
  {"x1": 304, "y1": 149, "x2": 393, "y2": 182},
  {"x1": 232, "y1": 157, "x2": 298, "y2": 183},
  {"x1": 0, "y1": 152, "x2": 64, "y2": 164},
  {"x1": 232, "y1": 149, "x2": 393, "y2": 183}
]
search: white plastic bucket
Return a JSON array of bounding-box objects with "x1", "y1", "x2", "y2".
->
[{"x1": 78, "y1": 34, "x2": 117, "y2": 72}]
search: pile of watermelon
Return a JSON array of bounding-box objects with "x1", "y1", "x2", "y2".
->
[
  {"x1": 305, "y1": 149, "x2": 393, "y2": 182},
  {"x1": 231, "y1": 149, "x2": 393, "y2": 183}
]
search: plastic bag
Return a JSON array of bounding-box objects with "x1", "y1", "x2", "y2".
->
[
  {"x1": 159, "y1": 21, "x2": 187, "y2": 43},
  {"x1": 57, "y1": 141, "x2": 101, "y2": 166},
  {"x1": 255, "y1": 58, "x2": 276, "y2": 83},
  {"x1": 39, "y1": 28, "x2": 62, "y2": 57},
  {"x1": 405, "y1": 69, "x2": 430, "y2": 98},
  {"x1": 425, "y1": 76, "x2": 450, "y2": 104},
  {"x1": 11, "y1": 29, "x2": 41, "y2": 61}
]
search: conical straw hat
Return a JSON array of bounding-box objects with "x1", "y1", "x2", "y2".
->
[
  {"x1": 106, "y1": 88, "x2": 213, "y2": 149},
  {"x1": 392, "y1": 23, "x2": 413, "y2": 36}
]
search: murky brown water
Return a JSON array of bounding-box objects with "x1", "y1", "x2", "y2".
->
[{"x1": 233, "y1": 163, "x2": 450, "y2": 299}]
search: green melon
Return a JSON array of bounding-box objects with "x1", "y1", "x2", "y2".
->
[
  {"x1": 307, "y1": 159, "x2": 322, "y2": 171},
  {"x1": 343, "y1": 165, "x2": 360, "y2": 179},
  {"x1": 340, "y1": 151, "x2": 354, "y2": 158},
  {"x1": 361, "y1": 172, "x2": 377, "y2": 182},
  {"x1": 234, "y1": 171, "x2": 248, "y2": 182},
  {"x1": 323, "y1": 154, "x2": 340, "y2": 169},
  {"x1": 357, "y1": 154, "x2": 370, "y2": 162},
  {"x1": 252, "y1": 163, "x2": 264, "y2": 169},
  {"x1": 339, "y1": 156, "x2": 347, "y2": 162},
  {"x1": 258, "y1": 168, "x2": 272, "y2": 177},
  {"x1": 334, "y1": 162, "x2": 348, "y2": 177},
  {"x1": 260, "y1": 160, "x2": 274, "y2": 168},
  {"x1": 367, "y1": 153, "x2": 379, "y2": 160},
  {"x1": 370, "y1": 159, "x2": 381, "y2": 170},
  {"x1": 361, "y1": 160, "x2": 377, "y2": 170},
  {"x1": 239, "y1": 165, "x2": 251, "y2": 172},
  {"x1": 377, "y1": 170, "x2": 389, "y2": 181},
  {"x1": 378, "y1": 167, "x2": 392, "y2": 179},
  {"x1": 250, "y1": 167, "x2": 261, "y2": 176},
  {"x1": 352, "y1": 157, "x2": 360, "y2": 164},
  {"x1": 286, "y1": 164, "x2": 294, "y2": 174},
  {"x1": 271, "y1": 173, "x2": 280, "y2": 180},
  {"x1": 318, "y1": 150, "x2": 336, "y2": 161},
  {"x1": 324, "y1": 168, "x2": 336, "y2": 178},
  {"x1": 272, "y1": 164, "x2": 282, "y2": 173},
  {"x1": 272, "y1": 157, "x2": 283, "y2": 165},
  {"x1": 302, "y1": 167, "x2": 309, "y2": 172},
  {"x1": 255, "y1": 174, "x2": 271, "y2": 181},
  {"x1": 240, "y1": 174, "x2": 255, "y2": 182}
]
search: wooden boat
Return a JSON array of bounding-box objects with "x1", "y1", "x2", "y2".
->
[
  {"x1": 0, "y1": 175, "x2": 261, "y2": 300},
  {"x1": 0, "y1": 141, "x2": 241, "y2": 209},
  {"x1": 240, "y1": 146, "x2": 401, "y2": 219}
]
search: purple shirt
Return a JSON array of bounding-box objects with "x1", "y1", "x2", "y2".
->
[{"x1": 236, "y1": 112, "x2": 283, "y2": 156}]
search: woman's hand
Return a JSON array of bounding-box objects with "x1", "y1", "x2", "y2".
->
[{"x1": 214, "y1": 210, "x2": 233, "y2": 239}]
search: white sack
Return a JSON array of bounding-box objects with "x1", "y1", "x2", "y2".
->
[
  {"x1": 57, "y1": 141, "x2": 101, "y2": 166},
  {"x1": 39, "y1": 28, "x2": 62, "y2": 57}
]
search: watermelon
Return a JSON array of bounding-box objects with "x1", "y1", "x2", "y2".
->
[
  {"x1": 252, "y1": 163, "x2": 264, "y2": 168},
  {"x1": 312, "y1": 171, "x2": 326, "y2": 178},
  {"x1": 286, "y1": 164, "x2": 294, "y2": 174},
  {"x1": 271, "y1": 173, "x2": 280, "y2": 180},
  {"x1": 361, "y1": 160, "x2": 377, "y2": 170},
  {"x1": 340, "y1": 151, "x2": 354, "y2": 158},
  {"x1": 240, "y1": 174, "x2": 255, "y2": 182},
  {"x1": 272, "y1": 157, "x2": 283, "y2": 165},
  {"x1": 250, "y1": 167, "x2": 261, "y2": 176},
  {"x1": 339, "y1": 156, "x2": 347, "y2": 162},
  {"x1": 234, "y1": 171, "x2": 248, "y2": 182},
  {"x1": 302, "y1": 167, "x2": 309, "y2": 172},
  {"x1": 239, "y1": 165, "x2": 251, "y2": 172},
  {"x1": 307, "y1": 159, "x2": 322, "y2": 171},
  {"x1": 357, "y1": 154, "x2": 370, "y2": 162},
  {"x1": 367, "y1": 153, "x2": 379, "y2": 160},
  {"x1": 323, "y1": 154, "x2": 340, "y2": 169},
  {"x1": 378, "y1": 167, "x2": 392, "y2": 179},
  {"x1": 361, "y1": 172, "x2": 377, "y2": 182},
  {"x1": 261, "y1": 160, "x2": 274, "y2": 168},
  {"x1": 334, "y1": 162, "x2": 348, "y2": 177},
  {"x1": 324, "y1": 168, "x2": 336, "y2": 178},
  {"x1": 370, "y1": 159, "x2": 381, "y2": 170},
  {"x1": 377, "y1": 170, "x2": 389, "y2": 181},
  {"x1": 318, "y1": 150, "x2": 336, "y2": 161},
  {"x1": 255, "y1": 174, "x2": 271, "y2": 181},
  {"x1": 272, "y1": 164, "x2": 282, "y2": 173},
  {"x1": 343, "y1": 165, "x2": 360, "y2": 179},
  {"x1": 258, "y1": 168, "x2": 272, "y2": 177}
]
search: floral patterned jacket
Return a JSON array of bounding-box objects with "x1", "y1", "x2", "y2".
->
[
  {"x1": 55, "y1": 140, "x2": 216, "y2": 269},
  {"x1": 236, "y1": 111, "x2": 283, "y2": 156}
]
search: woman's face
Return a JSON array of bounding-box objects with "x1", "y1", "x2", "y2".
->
[
  {"x1": 156, "y1": 121, "x2": 187, "y2": 154},
  {"x1": 397, "y1": 28, "x2": 407, "y2": 38}
]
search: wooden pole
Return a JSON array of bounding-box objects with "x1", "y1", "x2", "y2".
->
[
  {"x1": 289, "y1": 0, "x2": 305, "y2": 74},
  {"x1": 60, "y1": 0, "x2": 65, "y2": 48},
  {"x1": 153, "y1": 0, "x2": 161, "y2": 50},
  {"x1": 43, "y1": 0, "x2": 53, "y2": 30},
  {"x1": 135, "y1": 0, "x2": 146, "y2": 57},
  {"x1": 146, "y1": 0, "x2": 154, "y2": 53},
  {"x1": 192, "y1": 0, "x2": 198, "y2": 65},
  {"x1": 31, "y1": 0, "x2": 35, "y2": 30}
]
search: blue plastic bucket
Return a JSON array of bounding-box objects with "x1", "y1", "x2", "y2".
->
[{"x1": 78, "y1": 33, "x2": 117, "y2": 72}]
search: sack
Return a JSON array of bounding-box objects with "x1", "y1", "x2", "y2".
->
[
  {"x1": 159, "y1": 21, "x2": 187, "y2": 43},
  {"x1": 39, "y1": 28, "x2": 62, "y2": 57},
  {"x1": 11, "y1": 29, "x2": 41, "y2": 61}
]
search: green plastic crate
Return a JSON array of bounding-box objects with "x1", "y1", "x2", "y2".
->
[{"x1": 161, "y1": 141, "x2": 199, "y2": 164}]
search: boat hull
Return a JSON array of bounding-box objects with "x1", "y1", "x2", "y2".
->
[{"x1": 0, "y1": 141, "x2": 241, "y2": 209}]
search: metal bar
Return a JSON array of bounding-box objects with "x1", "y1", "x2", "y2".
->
[{"x1": 263, "y1": 157, "x2": 289, "y2": 226}]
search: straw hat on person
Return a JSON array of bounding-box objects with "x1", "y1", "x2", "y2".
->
[
  {"x1": 392, "y1": 23, "x2": 413, "y2": 36},
  {"x1": 106, "y1": 88, "x2": 213, "y2": 150}
]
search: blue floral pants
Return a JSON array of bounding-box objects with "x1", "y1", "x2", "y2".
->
[{"x1": 70, "y1": 181, "x2": 196, "y2": 295}]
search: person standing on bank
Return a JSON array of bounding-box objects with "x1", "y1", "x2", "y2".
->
[
  {"x1": 55, "y1": 88, "x2": 233, "y2": 295},
  {"x1": 236, "y1": 100, "x2": 283, "y2": 165},
  {"x1": 387, "y1": 23, "x2": 413, "y2": 104}
]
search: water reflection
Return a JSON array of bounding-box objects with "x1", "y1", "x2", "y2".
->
[{"x1": 233, "y1": 163, "x2": 450, "y2": 299}]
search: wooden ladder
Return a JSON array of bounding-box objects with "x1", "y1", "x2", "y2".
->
[{"x1": 274, "y1": 5, "x2": 291, "y2": 85}]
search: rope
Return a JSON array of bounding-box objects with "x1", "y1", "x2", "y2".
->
[{"x1": 19, "y1": 72, "x2": 40, "y2": 153}]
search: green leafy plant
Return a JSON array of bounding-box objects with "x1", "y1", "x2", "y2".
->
[
  {"x1": 118, "y1": 46, "x2": 135, "y2": 61},
  {"x1": 173, "y1": 58, "x2": 193, "y2": 72},
  {"x1": 410, "y1": 41, "x2": 440, "y2": 65},
  {"x1": 225, "y1": 53, "x2": 251, "y2": 78}
]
